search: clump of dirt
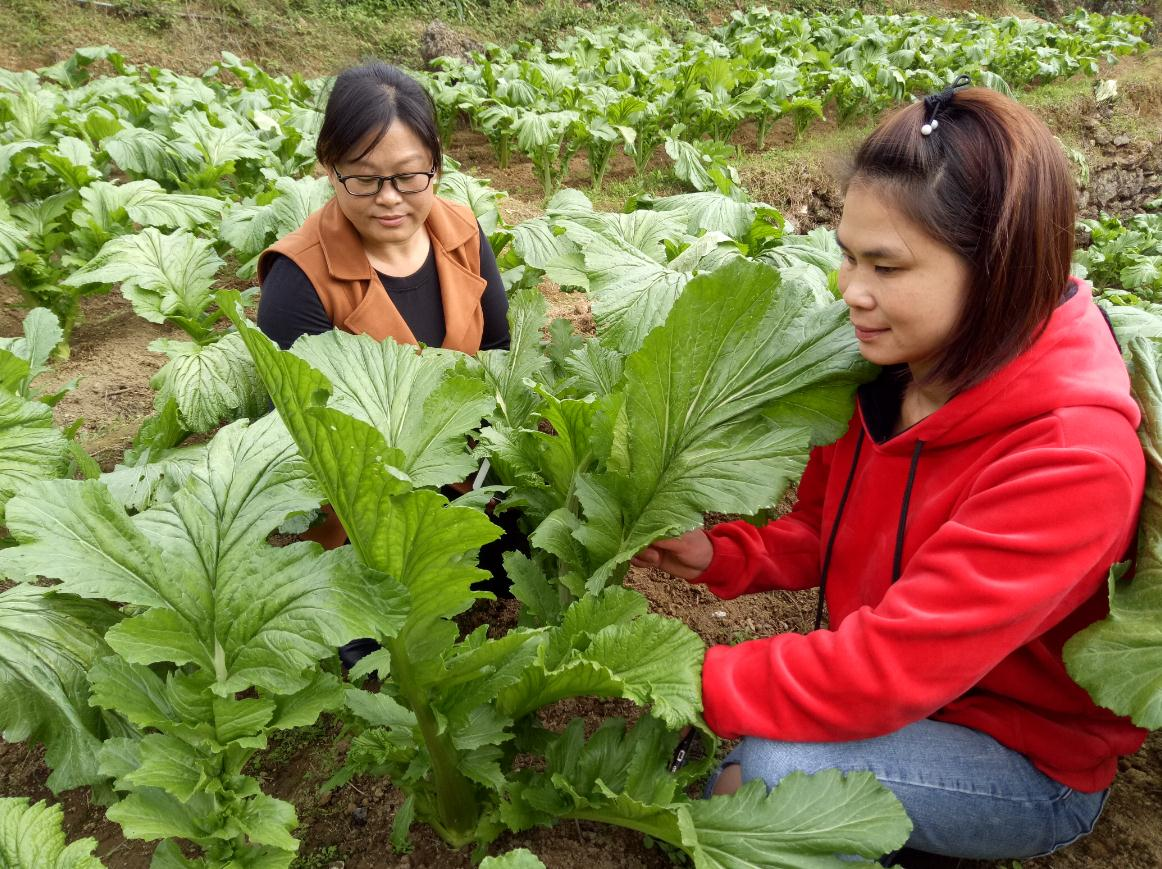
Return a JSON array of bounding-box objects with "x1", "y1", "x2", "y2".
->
[
  {"x1": 1080, "y1": 132, "x2": 1162, "y2": 219},
  {"x1": 419, "y1": 20, "x2": 482, "y2": 68},
  {"x1": 541, "y1": 282, "x2": 595, "y2": 336},
  {"x1": 1075, "y1": 69, "x2": 1162, "y2": 220}
]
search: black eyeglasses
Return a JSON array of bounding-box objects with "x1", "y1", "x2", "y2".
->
[{"x1": 333, "y1": 166, "x2": 437, "y2": 196}]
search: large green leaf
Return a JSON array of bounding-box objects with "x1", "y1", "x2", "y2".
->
[
  {"x1": 506, "y1": 713, "x2": 908, "y2": 868},
  {"x1": 38, "y1": 136, "x2": 97, "y2": 190},
  {"x1": 503, "y1": 715, "x2": 691, "y2": 836},
  {"x1": 149, "y1": 333, "x2": 269, "y2": 433},
  {"x1": 681, "y1": 772, "x2": 911, "y2": 868},
  {"x1": 2, "y1": 85, "x2": 59, "y2": 140},
  {"x1": 476, "y1": 287, "x2": 551, "y2": 429},
  {"x1": 0, "y1": 214, "x2": 31, "y2": 276},
  {"x1": 291, "y1": 329, "x2": 494, "y2": 488},
  {"x1": 497, "y1": 587, "x2": 704, "y2": 728},
  {"x1": 1065, "y1": 333, "x2": 1162, "y2": 727},
  {"x1": 0, "y1": 798, "x2": 104, "y2": 869},
  {"x1": 101, "y1": 444, "x2": 206, "y2": 512},
  {"x1": 221, "y1": 175, "x2": 333, "y2": 277},
  {"x1": 171, "y1": 111, "x2": 267, "y2": 169},
  {"x1": 74, "y1": 180, "x2": 223, "y2": 233},
  {"x1": 511, "y1": 214, "x2": 575, "y2": 273},
  {"x1": 64, "y1": 228, "x2": 223, "y2": 326},
  {"x1": 0, "y1": 586, "x2": 126, "y2": 792},
  {"x1": 571, "y1": 226, "x2": 690, "y2": 355},
  {"x1": 480, "y1": 849, "x2": 546, "y2": 869},
  {"x1": 225, "y1": 303, "x2": 500, "y2": 632},
  {"x1": 438, "y1": 167, "x2": 505, "y2": 238},
  {"x1": 0, "y1": 390, "x2": 70, "y2": 514},
  {"x1": 572, "y1": 257, "x2": 873, "y2": 588},
  {"x1": 0, "y1": 414, "x2": 406, "y2": 697},
  {"x1": 101, "y1": 128, "x2": 179, "y2": 179},
  {"x1": 631, "y1": 191, "x2": 755, "y2": 240},
  {"x1": 547, "y1": 189, "x2": 686, "y2": 265}
]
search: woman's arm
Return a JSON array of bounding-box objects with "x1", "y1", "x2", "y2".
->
[
  {"x1": 257, "y1": 254, "x2": 334, "y2": 350},
  {"x1": 694, "y1": 443, "x2": 835, "y2": 598},
  {"x1": 699, "y1": 443, "x2": 1141, "y2": 742},
  {"x1": 476, "y1": 225, "x2": 510, "y2": 351}
]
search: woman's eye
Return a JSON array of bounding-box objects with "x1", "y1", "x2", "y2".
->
[{"x1": 875, "y1": 265, "x2": 897, "y2": 275}]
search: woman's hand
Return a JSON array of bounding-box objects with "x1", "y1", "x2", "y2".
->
[{"x1": 631, "y1": 529, "x2": 714, "y2": 581}]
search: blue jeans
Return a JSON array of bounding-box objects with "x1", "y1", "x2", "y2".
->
[{"x1": 705, "y1": 719, "x2": 1108, "y2": 860}]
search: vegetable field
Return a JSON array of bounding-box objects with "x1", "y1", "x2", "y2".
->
[{"x1": 2, "y1": 3, "x2": 1162, "y2": 868}]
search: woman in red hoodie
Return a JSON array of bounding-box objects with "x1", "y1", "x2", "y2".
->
[{"x1": 634, "y1": 83, "x2": 1147, "y2": 859}]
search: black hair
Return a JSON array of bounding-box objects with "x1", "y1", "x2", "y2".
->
[
  {"x1": 315, "y1": 63, "x2": 442, "y2": 171},
  {"x1": 842, "y1": 88, "x2": 1075, "y2": 395}
]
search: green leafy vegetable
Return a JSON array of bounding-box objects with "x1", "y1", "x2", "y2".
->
[
  {"x1": 0, "y1": 798, "x2": 105, "y2": 868},
  {"x1": 0, "y1": 587, "x2": 127, "y2": 793},
  {"x1": 0, "y1": 414, "x2": 405, "y2": 865},
  {"x1": 1065, "y1": 327, "x2": 1162, "y2": 727}
]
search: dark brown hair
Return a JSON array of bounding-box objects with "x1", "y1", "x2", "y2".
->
[
  {"x1": 316, "y1": 63, "x2": 441, "y2": 171},
  {"x1": 845, "y1": 87, "x2": 1076, "y2": 394}
]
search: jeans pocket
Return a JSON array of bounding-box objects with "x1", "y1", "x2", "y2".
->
[{"x1": 1034, "y1": 787, "x2": 1109, "y2": 859}]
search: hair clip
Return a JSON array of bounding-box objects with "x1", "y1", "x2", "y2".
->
[{"x1": 921, "y1": 74, "x2": 971, "y2": 136}]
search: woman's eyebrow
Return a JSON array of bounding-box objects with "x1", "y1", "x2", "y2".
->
[
  {"x1": 835, "y1": 231, "x2": 907, "y2": 260},
  {"x1": 348, "y1": 151, "x2": 429, "y2": 170}
]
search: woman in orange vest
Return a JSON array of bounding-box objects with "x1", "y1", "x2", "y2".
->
[
  {"x1": 257, "y1": 62, "x2": 510, "y2": 355},
  {"x1": 257, "y1": 63, "x2": 516, "y2": 665}
]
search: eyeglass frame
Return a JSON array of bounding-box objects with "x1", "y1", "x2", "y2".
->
[{"x1": 332, "y1": 165, "x2": 438, "y2": 197}]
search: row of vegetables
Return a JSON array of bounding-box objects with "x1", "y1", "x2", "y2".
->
[{"x1": 423, "y1": 8, "x2": 1150, "y2": 193}]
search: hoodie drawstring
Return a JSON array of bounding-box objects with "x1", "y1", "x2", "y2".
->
[
  {"x1": 892, "y1": 439, "x2": 925, "y2": 583},
  {"x1": 813, "y1": 433, "x2": 924, "y2": 630},
  {"x1": 814, "y1": 429, "x2": 865, "y2": 631}
]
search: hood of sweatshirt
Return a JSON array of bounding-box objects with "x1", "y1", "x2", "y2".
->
[{"x1": 856, "y1": 281, "x2": 1140, "y2": 453}]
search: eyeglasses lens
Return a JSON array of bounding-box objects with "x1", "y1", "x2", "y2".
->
[{"x1": 342, "y1": 173, "x2": 433, "y2": 196}]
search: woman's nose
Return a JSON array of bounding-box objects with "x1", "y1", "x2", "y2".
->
[
  {"x1": 374, "y1": 181, "x2": 403, "y2": 204},
  {"x1": 841, "y1": 272, "x2": 873, "y2": 309}
]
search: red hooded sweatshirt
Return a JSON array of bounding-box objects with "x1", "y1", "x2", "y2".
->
[{"x1": 696, "y1": 285, "x2": 1147, "y2": 792}]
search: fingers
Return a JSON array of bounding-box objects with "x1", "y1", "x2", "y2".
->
[{"x1": 630, "y1": 547, "x2": 661, "y2": 568}]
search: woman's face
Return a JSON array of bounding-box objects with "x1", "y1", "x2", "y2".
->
[
  {"x1": 329, "y1": 121, "x2": 437, "y2": 252},
  {"x1": 836, "y1": 183, "x2": 971, "y2": 383}
]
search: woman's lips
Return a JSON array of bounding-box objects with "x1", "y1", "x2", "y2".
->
[
  {"x1": 374, "y1": 215, "x2": 406, "y2": 227},
  {"x1": 853, "y1": 325, "x2": 889, "y2": 341}
]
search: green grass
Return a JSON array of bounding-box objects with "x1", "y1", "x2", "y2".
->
[{"x1": 0, "y1": 0, "x2": 731, "y2": 75}]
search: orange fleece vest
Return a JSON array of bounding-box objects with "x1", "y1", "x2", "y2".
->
[
  {"x1": 258, "y1": 195, "x2": 489, "y2": 548},
  {"x1": 258, "y1": 195, "x2": 487, "y2": 352}
]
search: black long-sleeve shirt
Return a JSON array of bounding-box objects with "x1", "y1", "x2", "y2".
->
[{"x1": 257, "y1": 224, "x2": 510, "y2": 351}]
